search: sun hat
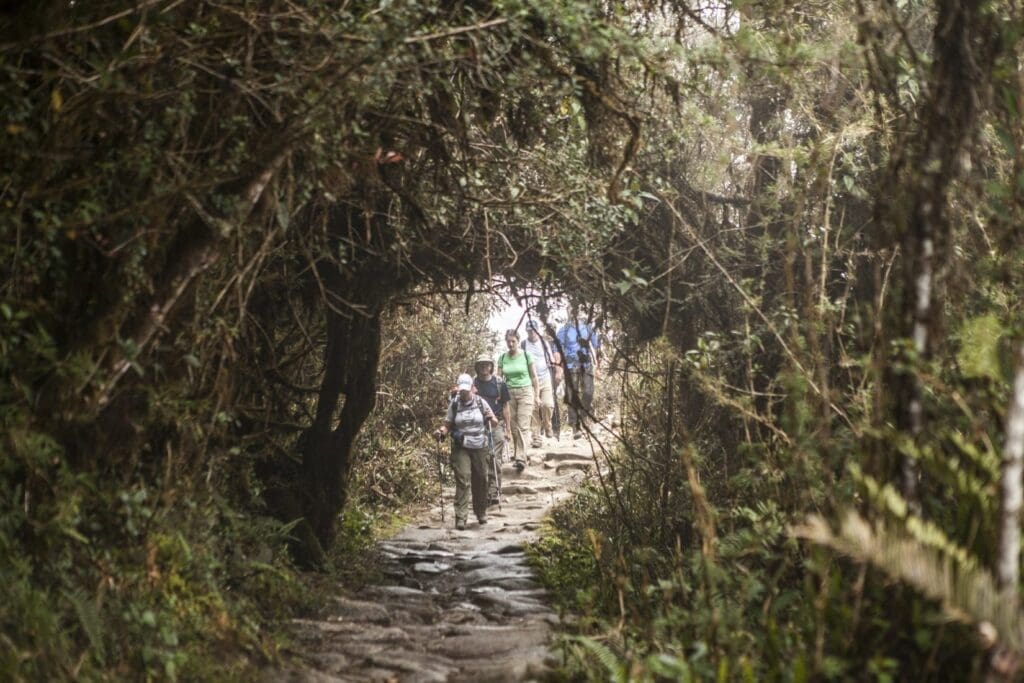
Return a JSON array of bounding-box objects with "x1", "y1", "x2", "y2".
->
[
  {"x1": 474, "y1": 355, "x2": 494, "y2": 368},
  {"x1": 456, "y1": 373, "x2": 473, "y2": 390}
]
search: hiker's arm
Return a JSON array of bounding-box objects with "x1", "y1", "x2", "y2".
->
[
  {"x1": 502, "y1": 403, "x2": 511, "y2": 428},
  {"x1": 551, "y1": 350, "x2": 563, "y2": 382},
  {"x1": 529, "y1": 360, "x2": 539, "y2": 402},
  {"x1": 435, "y1": 419, "x2": 453, "y2": 441}
]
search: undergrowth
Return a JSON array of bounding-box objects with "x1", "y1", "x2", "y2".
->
[
  {"x1": 530, "y1": 342, "x2": 986, "y2": 681},
  {"x1": 0, "y1": 429, "x2": 436, "y2": 682},
  {"x1": 533, "y1": 474, "x2": 981, "y2": 682}
]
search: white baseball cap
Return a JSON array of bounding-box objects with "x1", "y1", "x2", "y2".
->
[{"x1": 456, "y1": 373, "x2": 473, "y2": 391}]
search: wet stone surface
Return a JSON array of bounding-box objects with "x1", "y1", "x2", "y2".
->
[{"x1": 272, "y1": 430, "x2": 602, "y2": 683}]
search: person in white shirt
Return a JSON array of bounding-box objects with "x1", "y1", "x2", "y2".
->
[{"x1": 522, "y1": 321, "x2": 556, "y2": 447}]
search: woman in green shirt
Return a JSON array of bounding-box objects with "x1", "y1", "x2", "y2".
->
[{"x1": 498, "y1": 328, "x2": 540, "y2": 471}]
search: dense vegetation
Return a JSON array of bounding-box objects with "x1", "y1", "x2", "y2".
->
[
  {"x1": 2, "y1": 0, "x2": 1023, "y2": 680},
  {"x1": 528, "y1": 1, "x2": 1024, "y2": 681}
]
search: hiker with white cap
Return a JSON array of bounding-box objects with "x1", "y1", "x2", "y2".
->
[
  {"x1": 435, "y1": 373, "x2": 497, "y2": 530},
  {"x1": 473, "y1": 356, "x2": 511, "y2": 506}
]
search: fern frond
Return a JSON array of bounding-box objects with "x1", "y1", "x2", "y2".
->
[
  {"x1": 794, "y1": 511, "x2": 1023, "y2": 653},
  {"x1": 63, "y1": 588, "x2": 106, "y2": 665},
  {"x1": 848, "y1": 464, "x2": 980, "y2": 570},
  {"x1": 949, "y1": 431, "x2": 1001, "y2": 482},
  {"x1": 901, "y1": 436, "x2": 997, "y2": 514},
  {"x1": 566, "y1": 634, "x2": 629, "y2": 683}
]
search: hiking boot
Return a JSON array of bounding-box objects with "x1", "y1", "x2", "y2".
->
[
  {"x1": 488, "y1": 497, "x2": 500, "y2": 507},
  {"x1": 531, "y1": 441, "x2": 543, "y2": 449},
  {"x1": 455, "y1": 520, "x2": 467, "y2": 530},
  {"x1": 513, "y1": 460, "x2": 526, "y2": 472},
  {"x1": 573, "y1": 430, "x2": 582, "y2": 440},
  {"x1": 477, "y1": 516, "x2": 488, "y2": 525}
]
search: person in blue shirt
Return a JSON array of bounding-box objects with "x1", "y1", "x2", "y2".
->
[{"x1": 556, "y1": 318, "x2": 601, "y2": 439}]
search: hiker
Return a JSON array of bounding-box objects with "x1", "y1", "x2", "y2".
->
[
  {"x1": 549, "y1": 330, "x2": 564, "y2": 439},
  {"x1": 473, "y1": 355, "x2": 511, "y2": 506},
  {"x1": 557, "y1": 318, "x2": 601, "y2": 439},
  {"x1": 523, "y1": 321, "x2": 558, "y2": 446},
  {"x1": 497, "y1": 328, "x2": 540, "y2": 471},
  {"x1": 435, "y1": 373, "x2": 498, "y2": 530}
]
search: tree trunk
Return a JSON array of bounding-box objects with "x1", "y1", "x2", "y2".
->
[
  {"x1": 283, "y1": 197, "x2": 399, "y2": 568},
  {"x1": 297, "y1": 303, "x2": 383, "y2": 563},
  {"x1": 997, "y1": 344, "x2": 1024, "y2": 590},
  {"x1": 887, "y1": 0, "x2": 996, "y2": 505},
  {"x1": 987, "y1": 345, "x2": 1024, "y2": 681}
]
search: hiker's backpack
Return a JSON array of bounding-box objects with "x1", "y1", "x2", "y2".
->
[{"x1": 448, "y1": 396, "x2": 490, "y2": 449}]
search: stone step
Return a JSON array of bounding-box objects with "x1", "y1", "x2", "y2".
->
[{"x1": 542, "y1": 450, "x2": 593, "y2": 462}]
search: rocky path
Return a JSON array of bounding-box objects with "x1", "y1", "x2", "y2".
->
[{"x1": 277, "y1": 432, "x2": 600, "y2": 683}]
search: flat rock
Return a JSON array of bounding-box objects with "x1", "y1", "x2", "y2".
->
[
  {"x1": 412, "y1": 561, "x2": 453, "y2": 574},
  {"x1": 494, "y1": 543, "x2": 525, "y2": 554},
  {"x1": 430, "y1": 623, "x2": 550, "y2": 658},
  {"x1": 543, "y1": 451, "x2": 591, "y2": 462},
  {"x1": 487, "y1": 576, "x2": 542, "y2": 591},
  {"x1": 502, "y1": 485, "x2": 539, "y2": 495},
  {"x1": 462, "y1": 566, "x2": 535, "y2": 587},
  {"x1": 364, "y1": 651, "x2": 460, "y2": 679},
  {"x1": 456, "y1": 554, "x2": 528, "y2": 570},
  {"x1": 329, "y1": 597, "x2": 391, "y2": 624},
  {"x1": 363, "y1": 585, "x2": 429, "y2": 599}
]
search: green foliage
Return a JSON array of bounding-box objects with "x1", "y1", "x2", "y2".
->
[
  {"x1": 0, "y1": 0, "x2": 648, "y2": 674},
  {"x1": 64, "y1": 588, "x2": 106, "y2": 666},
  {"x1": 2, "y1": 0, "x2": 1023, "y2": 678},
  {"x1": 528, "y1": 0, "x2": 1024, "y2": 678},
  {"x1": 798, "y1": 510, "x2": 1023, "y2": 653},
  {"x1": 957, "y1": 314, "x2": 1008, "y2": 382}
]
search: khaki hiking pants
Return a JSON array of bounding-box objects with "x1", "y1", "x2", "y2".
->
[
  {"x1": 507, "y1": 385, "x2": 535, "y2": 465},
  {"x1": 451, "y1": 445, "x2": 490, "y2": 523},
  {"x1": 531, "y1": 374, "x2": 554, "y2": 446}
]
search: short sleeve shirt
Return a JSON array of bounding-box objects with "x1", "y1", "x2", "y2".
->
[
  {"x1": 499, "y1": 350, "x2": 533, "y2": 388},
  {"x1": 522, "y1": 338, "x2": 551, "y2": 380},
  {"x1": 474, "y1": 376, "x2": 510, "y2": 416},
  {"x1": 557, "y1": 322, "x2": 600, "y2": 370}
]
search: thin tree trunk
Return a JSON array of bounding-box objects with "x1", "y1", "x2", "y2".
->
[
  {"x1": 987, "y1": 344, "x2": 1024, "y2": 683},
  {"x1": 996, "y1": 344, "x2": 1024, "y2": 590},
  {"x1": 889, "y1": 0, "x2": 996, "y2": 505}
]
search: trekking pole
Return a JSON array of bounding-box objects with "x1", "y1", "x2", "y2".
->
[
  {"x1": 492, "y1": 455, "x2": 502, "y2": 512},
  {"x1": 488, "y1": 423, "x2": 502, "y2": 512},
  {"x1": 435, "y1": 436, "x2": 446, "y2": 524}
]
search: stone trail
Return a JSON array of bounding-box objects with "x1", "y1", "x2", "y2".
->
[{"x1": 274, "y1": 432, "x2": 600, "y2": 683}]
